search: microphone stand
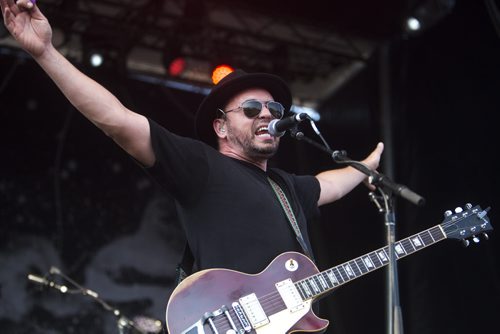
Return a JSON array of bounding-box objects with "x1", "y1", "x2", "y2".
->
[
  {"x1": 290, "y1": 123, "x2": 425, "y2": 334},
  {"x1": 28, "y1": 267, "x2": 150, "y2": 334}
]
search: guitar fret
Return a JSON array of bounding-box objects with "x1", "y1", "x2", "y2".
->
[
  {"x1": 394, "y1": 242, "x2": 406, "y2": 257},
  {"x1": 427, "y1": 229, "x2": 436, "y2": 242},
  {"x1": 340, "y1": 265, "x2": 354, "y2": 279},
  {"x1": 345, "y1": 263, "x2": 356, "y2": 277},
  {"x1": 308, "y1": 277, "x2": 320, "y2": 294},
  {"x1": 369, "y1": 252, "x2": 380, "y2": 267},
  {"x1": 320, "y1": 272, "x2": 333, "y2": 289},
  {"x1": 382, "y1": 248, "x2": 390, "y2": 261},
  {"x1": 430, "y1": 226, "x2": 445, "y2": 241},
  {"x1": 326, "y1": 269, "x2": 340, "y2": 286},
  {"x1": 355, "y1": 257, "x2": 369, "y2": 273},
  {"x1": 305, "y1": 279, "x2": 317, "y2": 295},
  {"x1": 420, "y1": 230, "x2": 433, "y2": 245},
  {"x1": 314, "y1": 275, "x2": 326, "y2": 292},
  {"x1": 317, "y1": 274, "x2": 329, "y2": 290},
  {"x1": 370, "y1": 250, "x2": 385, "y2": 268},
  {"x1": 313, "y1": 275, "x2": 325, "y2": 292},
  {"x1": 335, "y1": 267, "x2": 347, "y2": 282},
  {"x1": 296, "y1": 283, "x2": 307, "y2": 300},
  {"x1": 350, "y1": 260, "x2": 362, "y2": 276},
  {"x1": 300, "y1": 280, "x2": 312, "y2": 298},
  {"x1": 409, "y1": 234, "x2": 425, "y2": 249},
  {"x1": 402, "y1": 239, "x2": 415, "y2": 254},
  {"x1": 363, "y1": 255, "x2": 375, "y2": 269},
  {"x1": 338, "y1": 264, "x2": 351, "y2": 282}
]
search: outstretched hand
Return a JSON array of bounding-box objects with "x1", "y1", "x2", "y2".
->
[
  {"x1": 363, "y1": 142, "x2": 384, "y2": 170},
  {"x1": 362, "y1": 142, "x2": 384, "y2": 190},
  {"x1": 1, "y1": 0, "x2": 52, "y2": 57}
]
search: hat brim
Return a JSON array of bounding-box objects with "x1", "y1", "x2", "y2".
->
[{"x1": 195, "y1": 72, "x2": 292, "y2": 147}]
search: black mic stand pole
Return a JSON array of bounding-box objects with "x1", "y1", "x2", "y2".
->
[{"x1": 291, "y1": 129, "x2": 425, "y2": 334}]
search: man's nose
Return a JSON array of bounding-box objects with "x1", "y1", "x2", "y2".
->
[{"x1": 258, "y1": 104, "x2": 273, "y2": 118}]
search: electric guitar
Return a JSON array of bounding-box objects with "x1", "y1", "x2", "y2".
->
[{"x1": 166, "y1": 204, "x2": 492, "y2": 334}]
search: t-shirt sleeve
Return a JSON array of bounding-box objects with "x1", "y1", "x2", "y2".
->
[{"x1": 144, "y1": 118, "x2": 210, "y2": 204}]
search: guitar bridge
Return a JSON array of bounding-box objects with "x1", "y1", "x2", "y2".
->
[{"x1": 180, "y1": 305, "x2": 244, "y2": 334}]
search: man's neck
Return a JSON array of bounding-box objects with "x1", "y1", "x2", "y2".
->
[{"x1": 219, "y1": 149, "x2": 268, "y2": 171}]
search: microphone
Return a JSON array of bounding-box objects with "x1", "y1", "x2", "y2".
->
[{"x1": 268, "y1": 113, "x2": 310, "y2": 137}]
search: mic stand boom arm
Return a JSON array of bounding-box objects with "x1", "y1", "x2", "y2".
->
[{"x1": 291, "y1": 128, "x2": 425, "y2": 334}]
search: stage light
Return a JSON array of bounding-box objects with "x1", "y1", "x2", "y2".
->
[
  {"x1": 89, "y1": 52, "x2": 104, "y2": 67},
  {"x1": 211, "y1": 65, "x2": 234, "y2": 84},
  {"x1": 168, "y1": 57, "x2": 186, "y2": 77},
  {"x1": 406, "y1": 17, "x2": 421, "y2": 31},
  {"x1": 404, "y1": 0, "x2": 455, "y2": 36}
]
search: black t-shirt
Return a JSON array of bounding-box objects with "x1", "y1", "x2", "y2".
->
[{"x1": 145, "y1": 119, "x2": 321, "y2": 274}]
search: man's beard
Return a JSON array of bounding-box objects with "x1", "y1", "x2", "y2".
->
[{"x1": 228, "y1": 127, "x2": 279, "y2": 159}]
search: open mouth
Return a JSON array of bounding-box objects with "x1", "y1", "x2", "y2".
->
[{"x1": 255, "y1": 125, "x2": 271, "y2": 137}]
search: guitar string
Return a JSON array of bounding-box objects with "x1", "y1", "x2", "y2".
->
[
  {"x1": 253, "y1": 223, "x2": 449, "y2": 306},
  {"x1": 245, "y1": 226, "x2": 440, "y2": 308},
  {"x1": 242, "y1": 220, "x2": 461, "y2": 308},
  {"x1": 206, "y1": 212, "x2": 489, "y2": 332}
]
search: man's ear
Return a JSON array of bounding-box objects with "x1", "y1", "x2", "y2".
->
[{"x1": 213, "y1": 118, "x2": 226, "y2": 138}]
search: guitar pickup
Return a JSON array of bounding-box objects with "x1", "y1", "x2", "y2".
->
[
  {"x1": 238, "y1": 293, "x2": 269, "y2": 329},
  {"x1": 276, "y1": 278, "x2": 306, "y2": 312}
]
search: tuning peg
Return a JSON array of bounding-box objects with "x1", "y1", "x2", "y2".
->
[
  {"x1": 455, "y1": 207, "x2": 463, "y2": 214},
  {"x1": 462, "y1": 239, "x2": 470, "y2": 247},
  {"x1": 444, "y1": 210, "x2": 453, "y2": 217},
  {"x1": 472, "y1": 236, "x2": 480, "y2": 243},
  {"x1": 465, "y1": 203, "x2": 472, "y2": 210},
  {"x1": 482, "y1": 232, "x2": 489, "y2": 240}
]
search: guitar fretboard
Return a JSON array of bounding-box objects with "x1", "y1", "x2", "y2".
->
[{"x1": 294, "y1": 224, "x2": 446, "y2": 300}]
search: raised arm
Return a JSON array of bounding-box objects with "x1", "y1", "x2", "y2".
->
[
  {"x1": 316, "y1": 142, "x2": 384, "y2": 206},
  {"x1": 1, "y1": 0, "x2": 155, "y2": 166}
]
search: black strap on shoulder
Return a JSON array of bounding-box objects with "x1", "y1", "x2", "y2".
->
[
  {"x1": 175, "y1": 242, "x2": 194, "y2": 285},
  {"x1": 268, "y1": 176, "x2": 313, "y2": 259}
]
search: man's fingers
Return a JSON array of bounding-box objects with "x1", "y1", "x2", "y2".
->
[{"x1": 12, "y1": 0, "x2": 34, "y2": 13}]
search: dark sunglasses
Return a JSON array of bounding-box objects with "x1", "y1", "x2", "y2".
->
[{"x1": 218, "y1": 99, "x2": 285, "y2": 119}]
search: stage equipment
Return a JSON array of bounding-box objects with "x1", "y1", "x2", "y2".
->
[{"x1": 27, "y1": 266, "x2": 162, "y2": 334}]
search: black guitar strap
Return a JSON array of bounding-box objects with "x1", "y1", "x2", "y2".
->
[{"x1": 175, "y1": 242, "x2": 194, "y2": 286}]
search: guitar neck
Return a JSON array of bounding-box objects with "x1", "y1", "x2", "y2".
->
[{"x1": 294, "y1": 224, "x2": 447, "y2": 300}]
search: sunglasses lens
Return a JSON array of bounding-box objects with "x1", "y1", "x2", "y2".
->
[
  {"x1": 267, "y1": 102, "x2": 284, "y2": 119},
  {"x1": 240, "y1": 100, "x2": 285, "y2": 119},
  {"x1": 241, "y1": 100, "x2": 263, "y2": 118}
]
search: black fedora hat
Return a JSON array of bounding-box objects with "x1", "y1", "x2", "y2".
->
[{"x1": 195, "y1": 69, "x2": 292, "y2": 147}]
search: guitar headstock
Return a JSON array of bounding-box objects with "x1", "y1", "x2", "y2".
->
[{"x1": 440, "y1": 203, "x2": 493, "y2": 246}]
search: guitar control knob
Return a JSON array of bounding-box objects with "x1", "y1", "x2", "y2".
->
[
  {"x1": 482, "y1": 233, "x2": 489, "y2": 240},
  {"x1": 472, "y1": 236, "x2": 480, "y2": 243},
  {"x1": 444, "y1": 210, "x2": 453, "y2": 217},
  {"x1": 462, "y1": 239, "x2": 470, "y2": 247},
  {"x1": 454, "y1": 207, "x2": 463, "y2": 214},
  {"x1": 465, "y1": 203, "x2": 472, "y2": 210}
]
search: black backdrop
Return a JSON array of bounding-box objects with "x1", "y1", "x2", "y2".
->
[{"x1": 1, "y1": 1, "x2": 499, "y2": 333}]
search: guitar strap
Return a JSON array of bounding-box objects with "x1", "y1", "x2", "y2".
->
[
  {"x1": 267, "y1": 176, "x2": 315, "y2": 261},
  {"x1": 175, "y1": 172, "x2": 315, "y2": 285}
]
